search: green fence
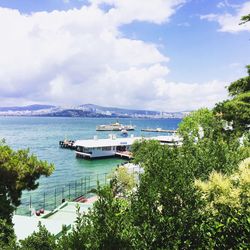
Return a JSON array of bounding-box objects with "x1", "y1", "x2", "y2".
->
[{"x1": 16, "y1": 172, "x2": 109, "y2": 216}]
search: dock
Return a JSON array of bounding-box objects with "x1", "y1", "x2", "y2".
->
[
  {"x1": 141, "y1": 128, "x2": 177, "y2": 133},
  {"x1": 59, "y1": 140, "x2": 76, "y2": 149},
  {"x1": 115, "y1": 151, "x2": 133, "y2": 159}
]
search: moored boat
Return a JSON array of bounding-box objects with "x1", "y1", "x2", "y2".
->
[
  {"x1": 121, "y1": 129, "x2": 128, "y2": 137},
  {"x1": 96, "y1": 122, "x2": 135, "y2": 131}
]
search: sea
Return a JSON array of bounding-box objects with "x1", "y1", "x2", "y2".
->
[{"x1": 0, "y1": 117, "x2": 181, "y2": 214}]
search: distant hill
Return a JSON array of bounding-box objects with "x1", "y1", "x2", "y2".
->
[
  {"x1": 0, "y1": 104, "x2": 55, "y2": 112},
  {"x1": 79, "y1": 104, "x2": 160, "y2": 116},
  {"x1": 0, "y1": 104, "x2": 188, "y2": 118},
  {"x1": 39, "y1": 109, "x2": 121, "y2": 118}
]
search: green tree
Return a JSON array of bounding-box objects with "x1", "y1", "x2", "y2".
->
[
  {"x1": 0, "y1": 218, "x2": 16, "y2": 248},
  {"x1": 130, "y1": 140, "x2": 201, "y2": 249},
  {"x1": 19, "y1": 222, "x2": 57, "y2": 250},
  {"x1": 195, "y1": 158, "x2": 250, "y2": 249},
  {"x1": 240, "y1": 14, "x2": 250, "y2": 24},
  {"x1": 227, "y1": 65, "x2": 250, "y2": 96},
  {"x1": 110, "y1": 166, "x2": 136, "y2": 197},
  {"x1": 57, "y1": 185, "x2": 132, "y2": 250},
  {"x1": 129, "y1": 134, "x2": 248, "y2": 249},
  {"x1": 0, "y1": 140, "x2": 54, "y2": 242},
  {"x1": 178, "y1": 108, "x2": 223, "y2": 140},
  {"x1": 214, "y1": 65, "x2": 250, "y2": 134}
]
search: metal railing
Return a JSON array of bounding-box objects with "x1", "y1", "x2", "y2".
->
[
  {"x1": 15, "y1": 165, "x2": 143, "y2": 216},
  {"x1": 16, "y1": 172, "x2": 109, "y2": 216}
]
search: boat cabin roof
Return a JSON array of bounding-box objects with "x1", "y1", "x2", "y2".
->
[
  {"x1": 74, "y1": 136, "x2": 141, "y2": 148},
  {"x1": 74, "y1": 135, "x2": 181, "y2": 149}
]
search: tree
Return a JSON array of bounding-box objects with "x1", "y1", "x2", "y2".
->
[
  {"x1": 19, "y1": 222, "x2": 57, "y2": 250},
  {"x1": 227, "y1": 65, "x2": 250, "y2": 96},
  {"x1": 57, "y1": 185, "x2": 132, "y2": 250},
  {"x1": 129, "y1": 133, "x2": 249, "y2": 249},
  {"x1": 178, "y1": 108, "x2": 223, "y2": 140},
  {"x1": 0, "y1": 140, "x2": 54, "y2": 241},
  {"x1": 130, "y1": 140, "x2": 202, "y2": 249},
  {"x1": 240, "y1": 14, "x2": 250, "y2": 24},
  {"x1": 214, "y1": 65, "x2": 250, "y2": 134},
  {"x1": 0, "y1": 218, "x2": 16, "y2": 247},
  {"x1": 110, "y1": 166, "x2": 136, "y2": 197},
  {"x1": 195, "y1": 158, "x2": 250, "y2": 249}
]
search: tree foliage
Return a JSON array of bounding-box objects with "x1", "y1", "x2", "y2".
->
[
  {"x1": 178, "y1": 108, "x2": 223, "y2": 140},
  {"x1": 0, "y1": 140, "x2": 54, "y2": 244},
  {"x1": 110, "y1": 166, "x2": 136, "y2": 197},
  {"x1": 129, "y1": 134, "x2": 249, "y2": 249},
  {"x1": 195, "y1": 158, "x2": 250, "y2": 249},
  {"x1": 57, "y1": 185, "x2": 132, "y2": 250},
  {"x1": 227, "y1": 65, "x2": 250, "y2": 97},
  {"x1": 0, "y1": 218, "x2": 15, "y2": 246},
  {"x1": 240, "y1": 13, "x2": 250, "y2": 24},
  {"x1": 214, "y1": 65, "x2": 250, "y2": 134},
  {"x1": 19, "y1": 223, "x2": 57, "y2": 250}
]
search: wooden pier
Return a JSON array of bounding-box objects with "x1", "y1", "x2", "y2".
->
[
  {"x1": 115, "y1": 151, "x2": 133, "y2": 159},
  {"x1": 141, "y1": 128, "x2": 177, "y2": 133},
  {"x1": 59, "y1": 140, "x2": 76, "y2": 150}
]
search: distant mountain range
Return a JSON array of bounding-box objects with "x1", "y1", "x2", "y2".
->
[
  {"x1": 0, "y1": 104, "x2": 55, "y2": 112},
  {"x1": 0, "y1": 104, "x2": 189, "y2": 118}
]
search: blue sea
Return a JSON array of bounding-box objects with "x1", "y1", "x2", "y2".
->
[{"x1": 0, "y1": 117, "x2": 181, "y2": 213}]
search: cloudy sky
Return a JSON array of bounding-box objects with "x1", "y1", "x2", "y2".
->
[{"x1": 0, "y1": 0, "x2": 249, "y2": 111}]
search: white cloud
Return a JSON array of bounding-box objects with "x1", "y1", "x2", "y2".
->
[
  {"x1": 177, "y1": 22, "x2": 190, "y2": 27},
  {"x1": 201, "y1": 1, "x2": 250, "y2": 33},
  {"x1": 217, "y1": 1, "x2": 226, "y2": 8},
  {"x1": 90, "y1": 0, "x2": 185, "y2": 24},
  {"x1": 216, "y1": 0, "x2": 240, "y2": 9},
  {"x1": 0, "y1": 0, "x2": 228, "y2": 111},
  {"x1": 151, "y1": 79, "x2": 228, "y2": 111}
]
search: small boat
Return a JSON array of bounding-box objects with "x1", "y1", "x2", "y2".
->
[
  {"x1": 124, "y1": 124, "x2": 136, "y2": 131},
  {"x1": 121, "y1": 129, "x2": 128, "y2": 137}
]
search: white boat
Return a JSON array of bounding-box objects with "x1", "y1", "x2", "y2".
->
[
  {"x1": 124, "y1": 124, "x2": 136, "y2": 131},
  {"x1": 96, "y1": 122, "x2": 135, "y2": 131}
]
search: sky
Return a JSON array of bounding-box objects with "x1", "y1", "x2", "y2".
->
[{"x1": 0, "y1": 0, "x2": 249, "y2": 111}]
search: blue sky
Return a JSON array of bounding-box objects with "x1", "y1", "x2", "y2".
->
[
  {"x1": 0, "y1": 0, "x2": 249, "y2": 111},
  {"x1": 121, "y1": 0, "x2": 250, "y2": 83}
]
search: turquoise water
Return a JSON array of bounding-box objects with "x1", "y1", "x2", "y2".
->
[{"x1": 0, "y1": 117, "x2": 181, "y2": 212}]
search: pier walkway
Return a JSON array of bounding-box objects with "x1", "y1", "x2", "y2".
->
[
  {"x1": 59, "y1": 140, "x2": 76, "y2": 149},
  {"x1": 115, "y1": 151, "x2": 133, "y2": 159}
]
